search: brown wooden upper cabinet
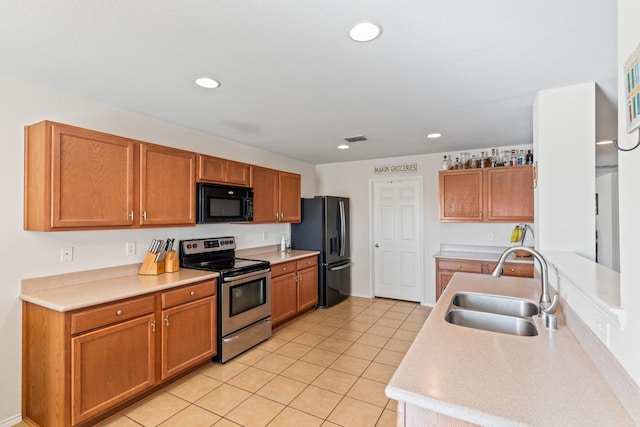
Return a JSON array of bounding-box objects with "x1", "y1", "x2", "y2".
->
[
  {"x1": 250, "y1": 166, "x2": 301, "y2": 223},
  {"x1": 196, "y1": 154, "x2": 250, "y2": 187},
  {"x1": 24, "y1": 121, "x2": 196, "y2": 231},
  {"x1": 439, "y1": 165, "x2": 533, "y2": 222}
]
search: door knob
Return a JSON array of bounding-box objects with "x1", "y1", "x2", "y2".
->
[{"x1": 375, "y1": 244, "x2": 379, "y2": 248}]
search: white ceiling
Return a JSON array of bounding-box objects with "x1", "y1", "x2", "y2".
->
[{"x1": 0, "y1": 0, "x2": 618, "y2": 165}]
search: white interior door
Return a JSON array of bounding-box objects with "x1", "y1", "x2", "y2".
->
[{"x1": 372, "y1": 177, "x2": 423, "y2": 302}]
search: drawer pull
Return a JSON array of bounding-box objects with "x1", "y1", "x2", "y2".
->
[
  {"x1": 190, "y1": 291, "x2": 196, "y2": 296},
  {"x1": 282, "y1": 267, "x2": 287, "y2": 271},
  {"x1": 457, "y1": 265, "x2": 462, "y2": 269},
  {"x1": 116, "y1": 310, "x2": 123, "y2": 316}
]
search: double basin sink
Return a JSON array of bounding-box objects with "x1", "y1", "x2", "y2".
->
[{"x1": 445, "y1": 292, "x2": 539, "y2": 336}]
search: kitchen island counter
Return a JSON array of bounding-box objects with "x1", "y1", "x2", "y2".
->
[
  {"x1": 21, "y1": 264, "x2": 218, "y2": 312},
  {"x1": 434, "y1": 249, "x2": 534, "y2": 265},
  {"x1": 385, "y1": 273, "x2": 633, "y2": 426}
]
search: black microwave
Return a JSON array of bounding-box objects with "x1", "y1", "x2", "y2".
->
[{"x1": 197, "y1": 183, "x2": 253, "y2": 223}]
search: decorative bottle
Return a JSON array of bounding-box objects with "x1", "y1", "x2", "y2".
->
[{"x1": 442, "y1": 155, "x2": 450, "y2": 170}]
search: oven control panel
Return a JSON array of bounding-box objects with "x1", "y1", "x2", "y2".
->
[{"x1": 180, "y1": 237, "x2": 236, "y2": 255}]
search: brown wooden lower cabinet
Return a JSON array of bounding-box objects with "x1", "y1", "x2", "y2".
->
[
  {"x1": 22, "y1": 279, "x2": 217, "y2": 427},
  {"x1": 271, "y1": 255, "x2": 319, "y2": 327},
  {"x1": 436, "y1": 258, "x2": 534, "y2": 301}
]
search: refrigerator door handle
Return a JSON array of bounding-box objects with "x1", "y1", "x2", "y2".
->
[
  {"x1": 339, "y1": 201, "x2": 345, "y2": 257},
  {"x1": 328, "y1": 263, "x2": 351, "y2": 271}
]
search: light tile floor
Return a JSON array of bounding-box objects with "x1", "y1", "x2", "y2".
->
[{"x1": 20, "y1": 297, "x2": 431, "y2": 427}]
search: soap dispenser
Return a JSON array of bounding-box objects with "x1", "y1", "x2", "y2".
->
[{"x1": 280, "y1": 234, "x2": 286, "y2": 252}]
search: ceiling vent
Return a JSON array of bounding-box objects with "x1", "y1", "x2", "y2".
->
[{"x1": 343, "y1": 135, "x2": 367, "y2": 143}]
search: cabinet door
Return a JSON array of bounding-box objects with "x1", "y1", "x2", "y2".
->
[
  {"x1": 485, "y1": 166, "x2": 534, "y2": 222},
  {"x1": 51, "y1": 123, "x2": 135, "y2": 229},
  {"x1": 278, "y1": 171, "x2": 301, "y2": 222},
  {"x1": 197, "y1": 154, "x2": 226, "y2": 183},
  {"x1": 139, "y1": 144, "x2": 196, "y2": 226},
  {"x1": 297, "y1": 266, "x2": 318, "y2": 312},
  {"x1": 225, "y1": 160, "x2": 250, "y2": 186},
  {"x1": 251, "y1": 166, "x2": 279, "y2": 222},
  {"x1": 161, "y1": 296, "x2": 216, "y2": 380},
  {"x1": 272, "y1": 273, "x2": 297, "y2": 324},
  {"x1": 71, "y1": 314, "x2": 155, "y2": 425},
  {"x1": 439, "y1": 169, "x2": 484, "y2": 222},
  {"x1": 436, "y1": 271, "x2": 454, "y2": 301}
]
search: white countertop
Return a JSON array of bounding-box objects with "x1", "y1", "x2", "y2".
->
[
  {"x1": 385, "y1": 272, "x2": 633, "y2": 426},
  {"x1": 19, "y1": 248, "x2": 319, "y2": 312},
  {"x1": 434, "y1": 250, "x2": 534, "y2": 265},
  {"x1": 21, "y1": 266, "x2": 219, "y2": 312},
  {"x1": 247, "y1": 249, "x2": 320, "y2": 265}
]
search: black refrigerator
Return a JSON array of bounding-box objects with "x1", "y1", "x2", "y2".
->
[{"x1": 291, "y1": 196, "x2": 351, "y2": 308}]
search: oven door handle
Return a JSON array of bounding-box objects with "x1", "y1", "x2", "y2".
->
[{"x1": 223, "y1": 269, "x2": 270, "y2": 282}]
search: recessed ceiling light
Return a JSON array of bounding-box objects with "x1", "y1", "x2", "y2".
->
[
  {"x1": 195, "y1": 77, "x2": 221, "y2": 89},
  {"x1": 427, "y1": 133, "x2": 442, "y2": 139},
  {"x1": 596, "y1": 140, "x2": 613, "y2": 145},
  {"x1": 349, "y1": 22, "x2": 382, "y2": 42},
  {"x1": 338, "y1": 144, "x2": 350, "y2": 150}
]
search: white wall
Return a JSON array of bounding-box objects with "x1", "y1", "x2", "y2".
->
[
  {"x1": 316, "y1": 146, "x2": 533, "y2": 307},
  {"x1": 595, "y1": 172, "x2": 620, "y2": 270},
  {"x1": 0, "y1": 74, "x2": 317, "y2": 424},
  {"x1": 533, "y1": 83, "x2": 596, "y2": 259},
  {"x1": 615, "y1": 0, "x2": 640, "y2": 385}
]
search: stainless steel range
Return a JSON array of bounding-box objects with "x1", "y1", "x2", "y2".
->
[{"x1": 179, "y1": 237, "x2": 271, "y2": 363}]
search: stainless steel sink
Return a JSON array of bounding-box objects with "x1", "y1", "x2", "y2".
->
[
  {"x1": 451, "y1": 292, "x2": 539, "y2": 317},
  {"x1": 445, "y1": 309, "x2": 538, "y2": 336}
]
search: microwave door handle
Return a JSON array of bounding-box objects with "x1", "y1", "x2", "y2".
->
[{"x1": 338, "y1": 200, "x2": 346, "y2": 257}]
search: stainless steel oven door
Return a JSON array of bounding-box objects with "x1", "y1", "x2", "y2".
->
[{"x1": 220, "y1": 270, "x2": 271, "y2": 337}]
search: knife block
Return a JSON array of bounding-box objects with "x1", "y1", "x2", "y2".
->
[
  {"x1": 164, "y1": 250, "x2": 180, "y2": 273},
  {"x1": 139, "y1": 252, "x2": 165, "y2": 275}
]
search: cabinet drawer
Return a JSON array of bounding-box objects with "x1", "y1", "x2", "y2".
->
[
  {"x1": 71, "y1": 295, "x2": 155, "y2": 335},
  {"x1": 437, "y1": 259, "x2": 483, "y2": 273},
  {"x1": 487, "y1": 262, "x2": 534, "y2": 278},
  {"x1": 271, "y1": 261, "x2": 297, "y2": 278},
  {"x1": 296, "y1": 256, "x2": 318, "y2": 270},
  {"x1": 161, "y1": 280, "x2": 216, "y2": 309}
]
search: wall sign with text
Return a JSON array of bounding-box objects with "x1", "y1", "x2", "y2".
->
[{"x1": 373, "y1": 163, "x2": 418, "y2": 174}]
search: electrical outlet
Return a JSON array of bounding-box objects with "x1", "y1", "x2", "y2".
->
[
  {"x1": 487, "y1": 232, "x2": 494, "y2": 241},
  {"x1": 61, "y1": 247, "x2": 73, "y2": 262},
  {"x1": 126, "y1": 242, "x2": 136, "y2": 256},
  {"x1": 263, "y1": 232, "x2": 268, "y2": 241},
  {"x1": 595, "y1": 314, "x2": 610, "y2": 347}
]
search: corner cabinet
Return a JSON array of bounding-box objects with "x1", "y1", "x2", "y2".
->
[
  {"x1": 439, "y1": 165, "x2": 533, "y2": 222},
  {"x1": 250, "y1": 166, "x2": 301, "y2": 223},
  {"x1": 271, "y1": 255, "x2": 318, "y2": 326},
  {"x1": 22, "y1": 280, "x2": 217, "y2": 427},
  {"x1": 24, "y1": 121, "x2": 196, "y2": 231}
]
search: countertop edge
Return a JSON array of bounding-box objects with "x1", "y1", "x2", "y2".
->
[
  {"x1": 433, "y1": 250, "x2": 534, "y2": 264},
  {"x1": 20, "y1": 270, "x2": 219, "y2": 312}
]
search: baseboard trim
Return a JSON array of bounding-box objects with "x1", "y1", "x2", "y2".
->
[{"x1": 0, "y1": 414, "x2": 23, "y2": 427}]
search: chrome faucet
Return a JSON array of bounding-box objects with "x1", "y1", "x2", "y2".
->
[{"x1": 491, "y1": 246, "x2": 559, "y2": 330}]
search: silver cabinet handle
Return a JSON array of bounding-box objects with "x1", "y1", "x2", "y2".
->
[
  {"x1": 142, "y1": 211, "x2": 147, "y2": 220},
  {"x1": 129, "y1": 211, "x2": 134, "y2": 221},
  {"x1": 190, "y1": 291, "x2": 196, "y2": 296},
  {"x1": 164, "y1": 315, "x2": 169, "y2": 326},
  {"x1": 116, "y1": 310, "x2": 123, "y2": 316},
  {"x1": 151, "y1": 320, "x2": 156, "y2": 332}
]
